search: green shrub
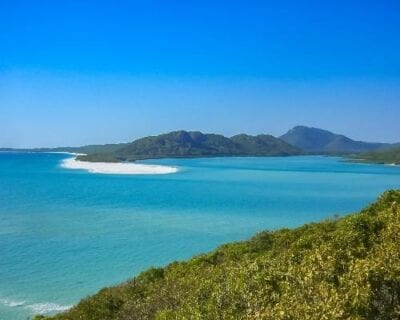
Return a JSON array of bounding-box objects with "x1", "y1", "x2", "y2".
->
[{"x1": 42, "y1": 190, "x2": 400, "y2": 320}]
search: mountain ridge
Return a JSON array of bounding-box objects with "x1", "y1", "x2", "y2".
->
[
  {"x1": 280, "y1": 125, "x2": 393, "y2": 154},
  {"x1": 2, "y1": 126, "x2": 397, "y2": 162},
  {"x1": 78, "y1": 130, "x2": 302, "y2": 162}
]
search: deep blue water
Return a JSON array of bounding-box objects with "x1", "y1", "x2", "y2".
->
[{"x1": 0, "y1": 152, "x2": 399, "y2": 319}]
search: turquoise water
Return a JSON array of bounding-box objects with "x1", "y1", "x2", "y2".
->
[{"x1": 0, "y1": 153, "x2": 399, "y2": 319}]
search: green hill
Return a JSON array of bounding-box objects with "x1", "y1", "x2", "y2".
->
[
  {"x1": 230, "y1": 133, "x2": 300, "y2": 156},
  {"x1": 77, "y1": 131, "x2": 301, "y2": 162},
  {"x1": 280, "y1": 126, "x2": 392, "y2": 154},
  {"x1": 350, "y1": 146, "x2": 400, "y2": 165},
  {"x1": 37, "y1": 190, "x2": 400, "y2": 320}
]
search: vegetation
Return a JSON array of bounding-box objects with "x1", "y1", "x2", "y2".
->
[
  {"x1": 77, "y1": 131, "x2": 301, "y2": 162},
  {"x1": 349, "y1": 146, "x2": 400, "y2": 165},
  {"x1": 280, "y1": 126, "x2": 392, "y2": 154},
  {"x1": 37, "y1": 190, "x2": 400, "y2": 320}
]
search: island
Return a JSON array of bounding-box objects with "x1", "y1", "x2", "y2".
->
[
  {"x1": 75, "y1": 130, "x2": 303, "y2": 163},
  {"x1": 2, "y1": 126, "x2": 398, "y2": 170}
]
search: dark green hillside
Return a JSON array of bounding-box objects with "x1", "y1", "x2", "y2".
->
[
  {"x1": 38, "y1": 190, "x2": 400, "y2": 320},
  {"x1": 77, "y1": 131, "x2": 301, "y2": 162},
  {"x1": 230, "y1": 133, "x2": 299, "y2": 156},
  {"x1": 280, "y1": 126, "x2": 391, "y2": 154},
  {"x1": 113, "y1": 131, "x2": 239, "y2": 161},
  {"x1": 350, "y1": 146, "x2": 400, "y2": 165}
]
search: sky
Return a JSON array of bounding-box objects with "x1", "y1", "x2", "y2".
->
[{"x1": 1, "y1": 0, "x2": 399, "y2": 148}]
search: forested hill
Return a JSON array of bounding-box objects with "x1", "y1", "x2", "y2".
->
[
  {"x1": 37, "y1": 190, "x2": 400, "y2": 320},
  {"x1": 350, "y1": 145, "x2": 400, "y2": 165},
  {"x1": 77, "y1": 131, "x2": 302, "y2": 162},
  {"x1": 280, "y1": 125, "x2": 392, "y2": 154}
]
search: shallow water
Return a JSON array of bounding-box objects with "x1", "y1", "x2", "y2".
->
[{"x1": 0, "y1": 153, "x2": 399, "y2": 319}]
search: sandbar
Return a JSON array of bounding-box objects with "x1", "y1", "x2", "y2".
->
[{"x1": 61, "y1": 157, "x2": 178, "y2": 175}]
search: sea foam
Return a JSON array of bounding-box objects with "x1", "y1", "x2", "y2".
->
[
  {"x1": 0, "y1": 297, "x2": 71, "y2": 315},
  {"x1": 0, "y1": 298, "x2": 26, "y2": 308},
  {"x1": 28, "y1": 302, "x2": 72, "y2": 314}
]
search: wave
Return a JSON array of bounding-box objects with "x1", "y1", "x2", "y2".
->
[
  {"x1": 0, "y1": 297, "x2": 72, "y2": 314},
  {"x1": 0, "y1": 298, "x2": 26, "y2": 307},
  {"x1": 27, "y1": 302, "x2": 72, "y2": 314}
]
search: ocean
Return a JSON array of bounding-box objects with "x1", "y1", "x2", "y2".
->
[{"x1": 0, "y1": 152, "x2": 399, "y2": 319}]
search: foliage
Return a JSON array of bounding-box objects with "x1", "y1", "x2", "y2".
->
[
  {"x1": 350, "y1": 146, "x2": 400, "y2": 165},
  {"x1": 37, "y1": 190, "x2": 400, "y2": 320},
  {"x1": 75, "y1": 152, "x2": 121, "y2": 163}
]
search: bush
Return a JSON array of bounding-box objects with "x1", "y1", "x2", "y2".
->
[{"x1": 42, "y1": 190, "x2": 400, "y2": 320}]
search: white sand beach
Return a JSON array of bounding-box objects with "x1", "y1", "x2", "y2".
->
[{"x1": 61, "y1": 157, "x2": 178, "y2": 175}]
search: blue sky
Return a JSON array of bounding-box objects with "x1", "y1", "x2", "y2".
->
[{"x1": 1, "y1": 0, "x2": 399, "y2": 147}]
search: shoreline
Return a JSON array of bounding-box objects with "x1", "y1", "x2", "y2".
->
[
  {"x1": 61, "y1": 157, "x2": 178, "y2": 175},
  {"x1": 37, "y1": 190, "x2": 400, "y2": 320},
  {"x1": 344, "y1": 157, "x2": 399, "y2": 166}
]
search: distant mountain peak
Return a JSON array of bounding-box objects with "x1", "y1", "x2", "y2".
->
[{"x1": 280, "y1": 126, "x2": 391, "y2": 154}]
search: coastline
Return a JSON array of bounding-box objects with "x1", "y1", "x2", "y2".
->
[
  {"x1": 61, "y1": 156, "x2": 178, "y2": 175},
  {"x1": 38, "y1": 190, "x2": 400, "y2": 320},
  {"x1": 344, "y1": 157, "x2": 399, "y2": 166}
]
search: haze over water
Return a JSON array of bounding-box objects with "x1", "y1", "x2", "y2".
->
[{"x1": 1, "y1": 152, "x2": 399, "y2": 319}]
